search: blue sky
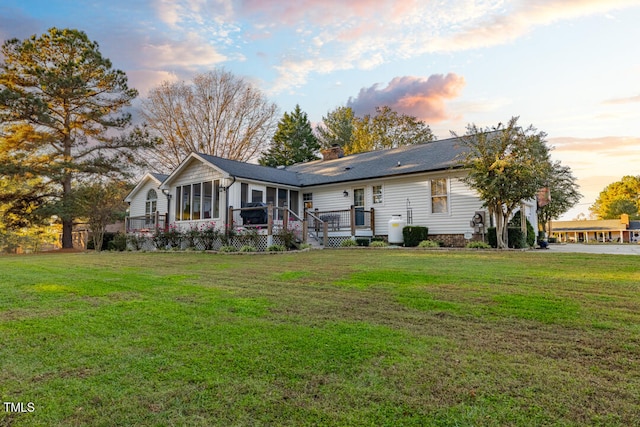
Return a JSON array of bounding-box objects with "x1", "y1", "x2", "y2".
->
[{"x1": 2, "y1": 0, "x2": 639, "y2": 219}]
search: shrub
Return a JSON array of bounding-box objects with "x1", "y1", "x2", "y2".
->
[
  {"x1": 487, "y1": 227, "x2": 526, "y2": 249},
  {"x1": 466, "y1": 241, "x2": 491, "y2": 249},
  {"x1": 199, "y1": 222, "x2": 220, "y2": 250},
  {"x1": 418, "y1": 239, "x2": 439, "y2": 248},
  {"x1": 402, "y1": 226, "x2": 428, "y2": 247},
  {"x1": 267, "y1": 244, "x2": 286, "y2": 252},
  {"x1": 239, "y1": 245, "x2": 256, "y2": 252},
  {"x1": 108, "y1": 233, "x2": 127, "y2": 252},
  {"x1": 355, "y1": 238, "x2": 370, "y2": 247},
  {"x1": 275, "y1": 224, "x2": 302, "y2": 249},
  {"x1": 340, "y1": 239, "x2": 357, "y2": 247},
  {"x1": 509, "y1": 211, "x2": 535, "y2": 247},
  {"x1": 370, "y1": 241, "x2": 388, "y2": 248},
  {"x1": 153, "y1": 224, "x2": 183, "y2": 250},
  {"x1": 88, "y1": 232, "x2": 119, "y2": 251},
  {"x1": 237, "y1": 227, "x2": 261, "y2": 248},
  {"x1": 184, "y1": 226, "x2": 201, "y2": 250},
  {"x1": 218, "y1": 245, "x2": 237, "y2": 253},
  {"x1": 126, "y1": 234, "x2": 149, "y2": 251}
]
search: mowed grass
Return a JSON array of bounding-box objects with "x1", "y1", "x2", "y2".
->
[{"x1": 0, "y1": 250, "x2": 639, "y2": 426}]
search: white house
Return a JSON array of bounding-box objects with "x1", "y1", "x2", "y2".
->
[
  {"x1": 125, "y1": 136, "x2": 539, "y2": 247},
  {"x1": 124, "y1": 172, "x2": 169, "y2": 232}
]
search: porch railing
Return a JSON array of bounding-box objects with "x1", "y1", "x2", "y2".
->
[
  {"x1": 310, "y1": 206, "x2": 375, "y2": 236},
  {"x1": 228, "y1": 203, "x2": 310, "y2": 245},
  {"x1": 125, "y1": 213, "x2": 167, "y2": 233},
  {"x1": 305, "y1": 210, "x2": 328, "y2": 246}
]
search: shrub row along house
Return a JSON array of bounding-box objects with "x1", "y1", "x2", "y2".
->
[{"x1": 124, "y1": 136, "x2": 539, "y2": 249}]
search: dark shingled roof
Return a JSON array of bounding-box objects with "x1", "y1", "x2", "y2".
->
[
  {"x1": 197, "y1": 135, "x2": 466, "y2": 188},
  {"x1": 197, "y1": 153, "x2": 302, "y2": 186},
  {"x1": 150, "y1": 173, "x2": 169, "y2": 183},
  {"x1": 286, "y1": 136, "x2": 465, "y2": 186}
]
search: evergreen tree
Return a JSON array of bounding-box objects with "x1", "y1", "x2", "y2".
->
[
  {"x1": 0, "y1": 28, "x2": 144, "y2": 248},
  {"x1": 315, "y1": 106, "x2": 355, "y2": 149},
  {"x1": 259, "y1": 105, "x2": 320, "y2": 167}
]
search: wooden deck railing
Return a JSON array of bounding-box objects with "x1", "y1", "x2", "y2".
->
[
  {"x1": 310, "y1": 206, "x2": 375, "y2": 236},
  {"x1": 125, "y1": 213, "x2": 167, "y2": 233},
  {"x1": 228, "y1": 203, "x2": 308, "y2": 245}
]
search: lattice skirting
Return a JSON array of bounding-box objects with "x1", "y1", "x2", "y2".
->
[
  {"x1": 326, "y1": 236, "x2": 353, "y2": 247},
  {"x1": 126, "y1": 234, "x2": 288, "y2": 252}
]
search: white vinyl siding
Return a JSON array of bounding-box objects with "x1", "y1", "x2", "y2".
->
[
  {"x1": 306, "y1": 172, "x2": 483, "y2": 235},
  {"x1": 169, "y1": 159, "x2": 225, "y2": 224},
  {"x1": 128, "y1": 178, "x2": 169, "y2": 218}
]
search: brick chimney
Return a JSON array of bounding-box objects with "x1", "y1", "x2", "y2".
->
[{"x1": 321, "y1": 144, "x2": 344, "y2": 161}]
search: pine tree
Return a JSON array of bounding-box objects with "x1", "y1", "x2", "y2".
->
[
  {"x1": 0, "y1": 28, "x2": 144, "y2": 248},
  {"x1": 259, "y1": 105, "x2": 320, "y2": 167}
]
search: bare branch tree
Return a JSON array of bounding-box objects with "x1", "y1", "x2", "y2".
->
[{"x1": 140, "y1": 69, "x2": 279, "y2": 171}]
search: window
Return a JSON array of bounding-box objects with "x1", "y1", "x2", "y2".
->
[
  {"x1": 192, "y1": 183, "x2": 201, "y2": 220},
  {"x1": 181, "y1": 185, "x2": 191, "y2": 221},
  {"x1": 241, "y1": 183, "x2": 248, "y2": 206},
  {"x1": 290, "y1": 191, "x2": 299, "y2": 215},
  {"x1": 431, "y1": 179, "x2": 448, "y2": 214},
  {"x1": 175, "y1": 180, "x2": 220, "y2": 221},
  {"x1": 303, "y1": 193, "x2": 313, "y2": 209},
  {"x1": 252, "y1": 189, "x2": 263, "y2": 203},
  {"x1": 145, "y1": 189, "x2": 158, "y2": 217},
  {"x1": 372, "y1": 185, "x2": 383, "y2": 204},
  {"x1": 213, "y1": 180, "x2": 220, "y2": 218},
  {"x1": 203, "y1": 181, "x2": 212, "y2": 219},
  {"x1": 175, "y1": 188, "x2": 181, "y2": 221},
  {"x1": 277, "y1": 188, "x2": 287, "y2": 220}
]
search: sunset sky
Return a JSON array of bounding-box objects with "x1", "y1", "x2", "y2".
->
[{"x1": 2, "y1": 0, "x2": 639, "y2": 219}]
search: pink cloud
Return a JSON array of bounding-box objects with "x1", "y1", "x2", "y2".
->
[
  {"x1": 603, "y1": 94, "x2": 640, "y2": 105},
  {"x1": 238, "y1": 0, "x2": 411, "y2": 27},
  {"x1": 346, "y1": 74, "x2": 466, "y2": 122}
]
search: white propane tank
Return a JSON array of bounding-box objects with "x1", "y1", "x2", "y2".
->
[{"x1": 388, "y1": 215, "x2": 406, "y2": 244}]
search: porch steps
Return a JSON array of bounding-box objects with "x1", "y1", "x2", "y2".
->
[{"x1": 305, "y1": 234, "x2": 324, "y2": 249}]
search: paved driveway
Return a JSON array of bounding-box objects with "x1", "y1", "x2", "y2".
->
[{"x1": 544, "y1": 243, "x2": 640, "y2": 256}]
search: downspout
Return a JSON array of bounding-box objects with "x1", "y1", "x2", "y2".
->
[{"x1": 223, "y1": 175, "x2": 237, "y2": 228}]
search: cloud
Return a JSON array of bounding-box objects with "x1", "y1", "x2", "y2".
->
[
  {"x1": 234, "y1": 0, "x2": 639, "y2": 93},
  {"x1": 550, "y1": 136, "x2": 640, "y2": 157},
  {"x1": 105, "y1": 30, "x2": 228, "y2": 74},
  {"x1": 428, "y1": 0, "x2": 640, "y2": 53},
  {"x1": 346, "y1": 74, "x2": 466, "y2": 122},
  {"x1": 602, "y1": 94, "x2": 640, "y2": 105},
  {"x1": 126, "y1": 70, "x2": 180, "y2": 97}
]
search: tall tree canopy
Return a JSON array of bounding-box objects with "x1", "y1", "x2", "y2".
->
[
  {"x1": 315, "y1": 106, "x2": 355, "y2": 150},
  {"x1": 0, "y1": 28, "x2": 142, "y2": 248},
  {"x1": 315, "y1": 105, "x2": 435, "y2": 155},
  {"x1": 455, "y1": 117, "x2": 552, "y2": 249},
  {"x1": 590, "y1": 175, "x2": 640, "y2": 219},
  {"x1": 537, "y1": 162, "x2": 582, "y2": 236},
  {"x1": 259, "y1": 104, "x2": 320, "y2": 167},
  {"x1": 140, "y1": 69, "x2": 279, "y2": 171}
]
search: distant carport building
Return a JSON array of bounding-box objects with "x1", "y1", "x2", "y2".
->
[{"x1": 550, "y1": 214, "x2": 633, "y2": 243}]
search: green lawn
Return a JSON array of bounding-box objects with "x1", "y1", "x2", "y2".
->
[{"x1": 1, "y1": 250, "x2": 639, "y2": 426}]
